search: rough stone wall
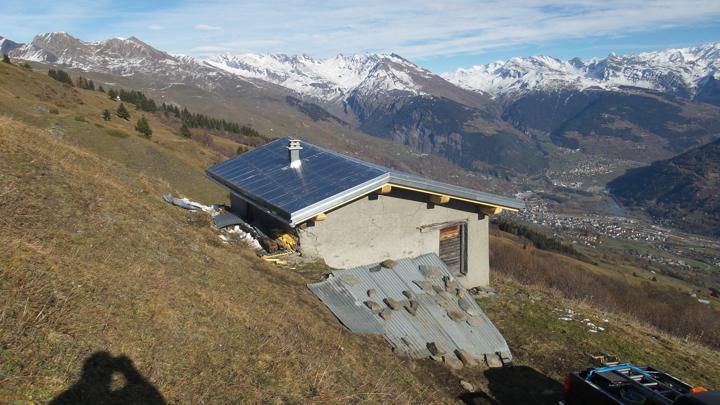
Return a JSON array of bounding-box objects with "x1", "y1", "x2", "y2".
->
[{"x1": 297, "y1": 188, "x2": 490, "y2": 288}]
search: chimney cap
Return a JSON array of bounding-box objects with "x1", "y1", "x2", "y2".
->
[{"x1": 288, "y1": 138, "x2": 303, "y2": 150}]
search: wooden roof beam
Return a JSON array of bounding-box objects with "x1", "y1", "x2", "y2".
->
[
  {"x1": 378, "y1": 184, "x2": 392, "y2": 194},
  {"x1": 429, "y1": 194, "x2": 450, "y2": 204},
  {"x1": 479, "y1": 205, "x2": 503, "y2": 215}
]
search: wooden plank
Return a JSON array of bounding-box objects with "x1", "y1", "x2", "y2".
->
[
  {"x1": 439, "y1": 224, "x2": 460, "y2": 240},
  {"x1": 479, "y1": 205, "x2": 503, "y2": 215},
  {"x1": 429, "y1": 194, "x2": 450, "y2": 204}
]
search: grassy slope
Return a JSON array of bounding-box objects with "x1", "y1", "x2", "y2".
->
[
  {"x1": 1, "y1": 62, "x2": 718, "y2": 403},
  {"x1": 0, "y1": 62, "x2": 453, "y2": 403}
]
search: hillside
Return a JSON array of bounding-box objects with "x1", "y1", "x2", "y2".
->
[
  {"x1": 1, "y1": 55, "x2": 719, "y2": 403},
  {"x1": 609, "y1": 138, "x2": 720, "y2": 237}
]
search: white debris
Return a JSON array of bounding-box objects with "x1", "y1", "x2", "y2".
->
[
  {"x1": 226, "y1": 225, "x2": 263, "y2": 250},
  {"x1": 163, "y1": 194, "x2": 216, "y2": 213},
  {"x1": 588, "y1": 329, "x2": 598, "y2": 333},
  {"x1": 559, "y1": 317, "x2": 573, "y2": 321},
  {"x1": 597, "y1": 326, "x2": 605, "y2": 331},
  {"x1": 602, "y1": 319, "x2": 609, "y2": 323},
  {"x1": 698, "y1": 299, "x2": 710, "y2": 305}
]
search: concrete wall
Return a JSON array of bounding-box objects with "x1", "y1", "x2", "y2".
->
[{"x1": 297, "y1": 188, "x2": 490, "y2": 288}]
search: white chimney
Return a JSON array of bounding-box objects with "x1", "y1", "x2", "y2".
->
[{"x1": 288, "y1": 139, "x2": 303, "y2": 169}]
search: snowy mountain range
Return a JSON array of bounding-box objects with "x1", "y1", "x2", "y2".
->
[
  {"x1": 205, "y1": 52, "x2": 428, "y2": 102},
  {"x1": 5, "y1": 31, "x2": 720, "y2": 102},
  {"x1": 442, "y1": 44, "x2": 720, "y2": 97},
  {"x1": 3, "y1": 31, "x2": 720, "y2": 177}
]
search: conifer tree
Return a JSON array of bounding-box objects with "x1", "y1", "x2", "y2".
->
[
  {"x1": 135, "y1": 116, "x2": 152, "y2": 137},
  {"x1": 179, "y1": 123, "x2": 192, "y2": 138},
  {"x1": 88, "y1": 79, "x2": 95, "y2": 91},
  {"x1": 2, "y1": 54, "x2": 10, "y2": 64},
  {"x1": 116, "y1": 103, "x2": 130, "y2": 120},
  {"x1": 101, "y1": 109, "x2": 112, "y2": 121},
  {"x1": 98, "y1": 85, "x2": 105, "y2": 93},
  {"x1": 108, "y1": 89, "x2": 118, "y2": 100}
]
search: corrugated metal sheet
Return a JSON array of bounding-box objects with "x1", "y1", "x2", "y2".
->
[
  {"x1": 206, "y1": 137, "x2": 524, "y2": 226},
  {"x1": 212, "y1": 212, "x2": 245, "y2": 229},
  {"x1": 307, "y1": 254, "x2": 512, "y2": 362}
]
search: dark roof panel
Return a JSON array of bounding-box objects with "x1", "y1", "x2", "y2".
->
[{"x1": 206, "y1": 137, "x2": 524, "y2": 225}]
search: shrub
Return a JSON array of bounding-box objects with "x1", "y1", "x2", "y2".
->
[
  {"x1": 135, "y1": 116, "x2": 152, "y2": 138},
  {"x1": 116, "y1": 103, "x2": 130, "y2": 120},
  {"x1": 49, "y1": 107, "x2": 59, "y2": 114},
  {"x1": 74, "y1": 116, "x2": 87, "y2": 122}
]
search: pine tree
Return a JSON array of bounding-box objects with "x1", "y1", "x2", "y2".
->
[
  {"x1": 135, "y1": 116, "x2": 152, "y2": 138},
  {"x1": 107, "y1": 89, "x2": 118, "y2": 100},
  {"x1": 2, "y1": 54, "x2": 10, "y2": 64},
  {"x1": 22, "y1": 62, "x2": 32, "y2": 70},
  {"x1": 179, "y1": 123, "x2": 192, "y2": 138},
  {"x1": 88, "y1": 79, "x2": 95, "y2": 91},
  {"x1": 101, "y1": 109, "x2": 112, "y2": 121},
  {"x1": 98, "y1": 85, "x2": 105, "y2": 93},
  {"x1": 116, "y1": 103, "x2": 130, "y2": 120}
]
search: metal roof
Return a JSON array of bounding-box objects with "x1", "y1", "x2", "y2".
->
[
  {"x1": 207, "y1": 137, "x2": 524, "y2": 226},
  {"x1": 307, "y1": 253, "x2": 512, "y2": 362}
]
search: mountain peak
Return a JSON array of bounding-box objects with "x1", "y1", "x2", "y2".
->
[{"x1": 442, "y1": 42, "x2": 720, "y2": 97}]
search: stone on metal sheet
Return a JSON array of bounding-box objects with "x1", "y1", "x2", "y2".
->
[
  {"x1": 367, "y1": 288, "x2": 377, "y2": 299},
  {"x1": 444, "y1": 276, "x2": 459, "y2": 290},
  {"x1": 448, "y1": 310, "x2": 465, "y2": 321},
  {"x1": 467, "y1": 316, "x2": 484, "y2": 327},
  {"x1": 458, "y1": 297, "x2": 472, "y2": 312},
  {"x1": 306, "y1": 253, "x2": 513, "y2": 363},
  {"x1": 485, "y1": 353, "x2": 503, "y2": 368},
  {"x1": 443, "y1": 354, "x2": 464, "y2": 370},
  {"x1": 365, "y1": 300, "x2": 381, "y2": 311},
  {"x1": 380, "y1": 259, "x2": 397, "y2": 269},
  {"x1": 384, "y1": 297, "x2": 402, "y2": 310},
  {"x1": 427, "y1": 341, "x2": 445, "y2": 356},
  {"x1": 456, "y1": 288, "x2": 465, "y2": 298},
  {"x1": 402, "y1": 290, "x2": 414, "y2": 299},
  {"x1": 430, "y1": 355, "x2": 443, "y2": 362},
  {"x1": 456, "y1": 349, "x2": 477, "y2": 367},
  {"x1": 432, "y1": 285, "x2": 444, "y2": 294},
  {"x1": 419, "y1": 264, "x2": 441, "y2": 278},
  {"x1": 405, "y1": 300, "x2": 418, "y2": 316}
]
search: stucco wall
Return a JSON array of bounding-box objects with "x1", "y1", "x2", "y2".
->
[{"x1": 297, "y1": 188, "x2": 490, "y2": 288}]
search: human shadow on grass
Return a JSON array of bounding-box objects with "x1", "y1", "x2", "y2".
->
[
  {"x1": 51, "y1": 351, "x2": 165, "y2": 405},
  {"x1": 458, "y1": 365, "x2": 563, "y2": 405}
]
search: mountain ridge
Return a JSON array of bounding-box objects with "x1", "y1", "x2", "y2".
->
[{"x1": 442, "y1": 43, "x2": 720, "y2": 99}]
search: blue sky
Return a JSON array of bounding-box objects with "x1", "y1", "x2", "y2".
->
[{"x1": 2, "y1": 0, "x2": 720, "y2": 72}]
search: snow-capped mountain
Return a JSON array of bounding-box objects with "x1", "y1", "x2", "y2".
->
[
  {"x1": 205, "y1": 52, "x2": 429, "y2": 102},
  {"x1": 442, "y1": 43, "x2": 720, "y2": 97},
  {"x1": 5, "y1": 32, "x2": 230, "y2": 87},
  {"x1": 0, "y1": 36, "x2": 22, "y2": 55}
]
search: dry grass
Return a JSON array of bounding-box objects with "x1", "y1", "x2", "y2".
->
[
  {"x1": 0, "y1": 64, "x2": 459, "y2": 403},
  {"x1": 490, "y1": 231, "x2": 720, "y2": 349}
]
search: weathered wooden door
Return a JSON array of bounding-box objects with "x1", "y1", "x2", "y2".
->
[{"x1": 439, "y1": 223, "x2": 467, "y2": 276}]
